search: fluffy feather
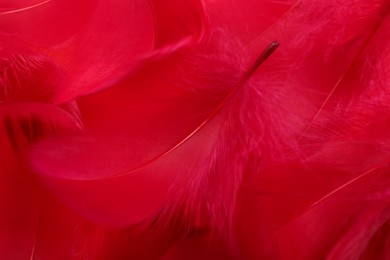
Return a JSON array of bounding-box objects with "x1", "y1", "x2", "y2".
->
[
  {"x1": 28, "y1": 30, "x2": 252, "y2": 225},
  {"x1": 233, "y1": 0, "x2": 390, "y2": 259},
  {"x1": 3, "y1": 0, "x2": 390, "y2": 258}
]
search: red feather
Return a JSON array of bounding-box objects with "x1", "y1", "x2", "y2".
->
[
  {"x1": 233, "y1": 0, "x2": 390, "y2": 259},
  {"x1": 2, "y1": 0, "x2": 390, "y2": 259}
]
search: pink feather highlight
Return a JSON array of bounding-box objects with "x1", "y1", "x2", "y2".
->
[{"x1": 2, "y1": 0, "x2": 390, "y2": 258}]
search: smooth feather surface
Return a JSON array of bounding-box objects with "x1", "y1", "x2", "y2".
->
[
  {"x1": 0, "y1": 103, "x2": 89, "y2": 258},
  {"x1": 29, "y1": 30, "x2": 255, "y2": 225},
  {"x1": 3, "y1": 0, "x2": 390, "y2": 259}
]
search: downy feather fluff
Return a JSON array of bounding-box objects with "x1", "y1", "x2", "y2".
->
[{"x1": 2, "y1": 0, "x2": 390, "y2": 259}]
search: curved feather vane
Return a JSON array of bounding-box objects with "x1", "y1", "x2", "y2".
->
[
  {"x1": 0, "y1": 103, "x2": 83, "y2": 258},
  {"x1": 203, "y1": 0, "x2": 296, "y2": 44},
  {"x1": 0, "y1": 0, "x2": 51, "y2": 15},
  {"x1": 1, "y1": 0, "x2": 205, "y2": 105},
  {"x1": 304, "y1": 161, "x2": 389, "y2": 213},
  {"x1": 29, "y1": 40, "x2": 278, "y2": 226},
  {"x1": 0, "y1": 103, "x2": 123, "y2": 259},
  {"x1": 0, "y1": 0, "x2": 96, "y2": 47},
  {"x1": 233, "y1": 1, "x2": 390, "y2": 258},
  {"x1": 5, "y1": 0, "x2": 390, "y2": 258},
  {"x1": 297, "y1": 4, "x2": 390, "y2": 143},
  {"x1": 50, "y1": 0, "x2": 205, "y2": 104}
]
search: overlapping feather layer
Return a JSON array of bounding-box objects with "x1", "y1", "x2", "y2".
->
[{"x1": 1, "y1": 0, "x2": 390, "y2": 259}]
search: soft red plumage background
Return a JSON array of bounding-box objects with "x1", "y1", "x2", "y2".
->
[{"x1": 1, "y1": 0, "x2": 390, "y2": 259}]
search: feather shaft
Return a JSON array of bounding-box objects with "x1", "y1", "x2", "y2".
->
[
  {"x1": 0, "y1": 0, "x2": 52, "y2": 16},
  {"x1": 111, "y1": 41, "x2": 280, "y2": 178},
  {"x1": 297, "y1": 5, "x2": 390, "y2": 143}
]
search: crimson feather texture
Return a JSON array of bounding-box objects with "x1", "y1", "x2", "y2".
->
[
  {"x1": 3, "y1": 0, "x2": 390, "y2": 259},
  {"x1": 232, "y1": 0, "x2": 390, "y2": 259},
  {"x1": 28, "y1": 31, "x2": 265, "y2": 224},
  {"x1": 1, "y1": 0, "x2": 205, "y2": 104},
  {"x1": 25, "y1": 0, "x2": 296, "y2": 248},
  {"x1": 1, "y1": 1, "x2": 209, "y2": 258}
]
